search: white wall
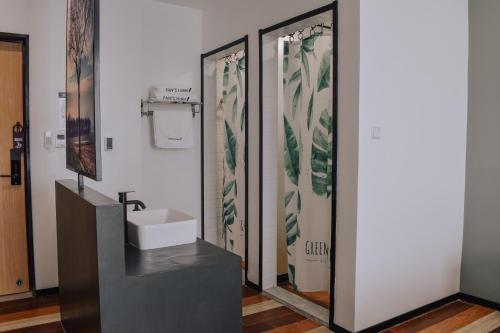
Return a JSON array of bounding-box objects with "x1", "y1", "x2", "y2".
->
[
  {"x1": 335, "y1": 0, "x2": 360, "y2": 330},
  {"x1": 0, "y1": 0, "x2": 202, "y2": 290},
  {"x1": 139, "y1": 1, "x2": 202, "y2": 227},
  {"x1": 0, "y1": 1, "x2": 29, "y2": 33},
  {"x1": 354, "y1": 0, "x2": 469, "y2": 330}
]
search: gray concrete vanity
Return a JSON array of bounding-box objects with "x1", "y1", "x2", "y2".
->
[{"x1": 55, "y1": 180, "x2": 242, "y2": 333}]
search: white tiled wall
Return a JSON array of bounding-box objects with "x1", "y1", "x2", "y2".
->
[
  {"x1": 215, "y1": 74, "x2": 224, "y2": 248},
  {"x1": 261, "y1": 36, "x2": 280, "y2": 290},
  {"x1": 203, "y1": 60, "x2": 219, "y2": 244}
]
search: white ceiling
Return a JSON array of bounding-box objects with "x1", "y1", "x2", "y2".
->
[
  {"x1": 154, "y1": 0, "x2": 202, "y2": 9},
  {"x1": 154, "y1": 0, "x2": 239, "y2": 10}
]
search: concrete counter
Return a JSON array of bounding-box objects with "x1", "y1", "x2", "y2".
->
[{"x1": 56, "y1": 180, "x2": 242, "y2": 333}]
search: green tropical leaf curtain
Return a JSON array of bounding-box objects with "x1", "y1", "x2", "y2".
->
[
  {"x1": 216, "y1": 50, "x2": 246, "y2": 259},
  {"x1": 280, "y1": 33, "x2": 333, "y2": 293}
]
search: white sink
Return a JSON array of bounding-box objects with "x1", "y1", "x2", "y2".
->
[{"x1": 127, "y1": 209, "x2": 197, "y2": 250}]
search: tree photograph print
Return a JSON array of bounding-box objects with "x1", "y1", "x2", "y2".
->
[{"x1": 66, "y1": 0, "x2": 101, "y2": 180}]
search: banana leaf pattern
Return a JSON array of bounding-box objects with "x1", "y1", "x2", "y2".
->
[
  {"x1": 311, "y1": 110, "x2": 332, "y2": 197},
  {"x1": 281, "y1": 33, "x2": 333, "y2": 292},
  {"x1": 216, "y1": 51, "x2": 246, "y2": 257}
]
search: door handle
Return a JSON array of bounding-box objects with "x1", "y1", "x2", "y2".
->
[
  {"x1": 1, "y1": 122, "x2": 24, "y2": 185},
  {"x1": 1, "y1": 151, "x2": 22, "y2": 185},
  {"x1": 10, "y1": 149, "x2": 21, "y2": 185}
]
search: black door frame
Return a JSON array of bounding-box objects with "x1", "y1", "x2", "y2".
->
[
  {"x1": 0, "y1": 32, "x2": 35, "y2": 293},
  {"x1": 200, "y1": 36, "x2": 251, "y2": 286},
  {"x1": 258, "y1": 2, "x2": 338, "y2": 328}
]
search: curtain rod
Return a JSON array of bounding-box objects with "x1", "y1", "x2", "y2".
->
[{"x1": 281, "y1": 22, "x2": 333, "y2": 40}]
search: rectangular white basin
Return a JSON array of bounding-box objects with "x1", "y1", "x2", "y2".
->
[{"x1": 127, "y1": 209, "x2": 197, "y2": 250}]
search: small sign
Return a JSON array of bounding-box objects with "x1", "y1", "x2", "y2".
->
[{"x1": 58, "y1": 92, "x2": 67, "y2": 131}]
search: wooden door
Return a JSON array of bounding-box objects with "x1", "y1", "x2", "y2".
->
[{"x1": 0, "y1": 41, "x2": 29, "y2": 295}]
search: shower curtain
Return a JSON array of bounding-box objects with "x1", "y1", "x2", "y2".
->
[
  {"x1": 215, "y1": 51, "x2": 246, "y2": 259},
  {"x1": 281, "y1": 33, "x2": 332, "y2": 292}
]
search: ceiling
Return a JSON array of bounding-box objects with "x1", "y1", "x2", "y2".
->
[
  {"x1": 155, "y1": 0, "x2": 202, "y2": 9},
  {"x1": 154, "y1": 0, "x2": 240, "y2": 10}
]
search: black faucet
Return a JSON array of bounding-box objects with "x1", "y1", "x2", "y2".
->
[{"x1": 118, "y1": 191, "x2": 146, "y2": 244}]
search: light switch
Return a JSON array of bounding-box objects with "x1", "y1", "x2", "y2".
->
[
  {"x1": 371, "y1": 127, "x2": 381, "y2": 140},
  {"x1": 105, "y1": 137, "x2": 113, "y2": 150},
  {"x1": 55, "y1": 132, "x2": 66, "y2": 148}
]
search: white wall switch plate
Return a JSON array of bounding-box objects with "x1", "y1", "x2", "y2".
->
[
  {"x1": 55, "y1": 131, "x2": 66, "y2": 148},
  {"x1": 105, "y1": 137, "x2": 113, "y2": 150},
  {"x1": 44, "y1": 131, "x2": 53, "y2": 149},
  {"x1": 371, "y1": 126, "x2": 381, "y2": 140}
]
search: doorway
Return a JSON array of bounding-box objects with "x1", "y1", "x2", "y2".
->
[
  {"x1": 258, "y1": 3, "x2": 337, "y2": 327},
  {"x1": 201, "y1": 36, "x2": 250, "y2": 285},
  {"x1": 0, "y1": 33, "x2": 34, "y2": 297}
]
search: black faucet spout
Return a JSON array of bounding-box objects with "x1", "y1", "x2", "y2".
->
[
  {"x1": 118, "y1": 191, "x2": 147, "y2": 244},
  {"x1": 127, "y1": 200, "x2": 146, "y2": 211}
]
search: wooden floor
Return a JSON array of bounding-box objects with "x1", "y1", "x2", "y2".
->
[
  {"x1": 278, "y1": 282, "x2": 330, "y2": 309},
  {"x1": 242, "y1": 287, "x2": 326, "y2": 332},
  {"x1": 0, "y1": 293, "x2": 61, "y2": 332},
  {"x1": 383, "y1": 300, "x2": 500, "y2": 333},
  {"x1": 0, "y1": 289, "x2": 499, "y2": 332}
]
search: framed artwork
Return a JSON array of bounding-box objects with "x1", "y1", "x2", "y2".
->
[{"x1": 66, "y1": 0, "x2": 101, "y2": 180}]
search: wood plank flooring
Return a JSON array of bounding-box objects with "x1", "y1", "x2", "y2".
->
[
  {"x1": 242, "y1": 286, "x2": 322, "y2": 332},
  {"x1": 0, "y1": 294, "x2": 61, "y2": 332},
  {"x1": 278, "y1": 282, "x2": 330, "y2": 309},
  {"x1": 0, "y1": 289, "x2": 499, "y2": 332},
  {"x1": 383, "y1": 300, "x2": 499, "y2": 333}
]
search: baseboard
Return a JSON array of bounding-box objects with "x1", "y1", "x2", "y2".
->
[
  {"x1": 330, "y1": 293, "x2": 461, "y2": 333},
  {"x1": 245, "y1": 280, "x2": 261, "y2": 292},
  {"x1": 459, "y1": 293, "x2": 500, "y2": 311},
  {"x1": 0, "y1": 291, "x2": 33, "y2": 303},
  {"x1": 35, "y1": 287, "x2": 59, "y2": 296},
  {"x1": 330, "y1": 323, "x2": 352, "y2": 333},
  {"x1": 277, "y1": 274, "x2": 289, "y2": 284}
]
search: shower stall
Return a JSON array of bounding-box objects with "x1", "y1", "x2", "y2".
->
[
  {"x1": 278, "y1": 27, "x2": 333, "y2": 303},
  {"x1": 201, "y1": 37, "x2": 249, "y2": 283},
  {"x1": 259, "y1": 3, "x2": 337, "y2": 325},
  {"x1": 215, "y1": 50, "x2": 246, "y2": 256}
]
